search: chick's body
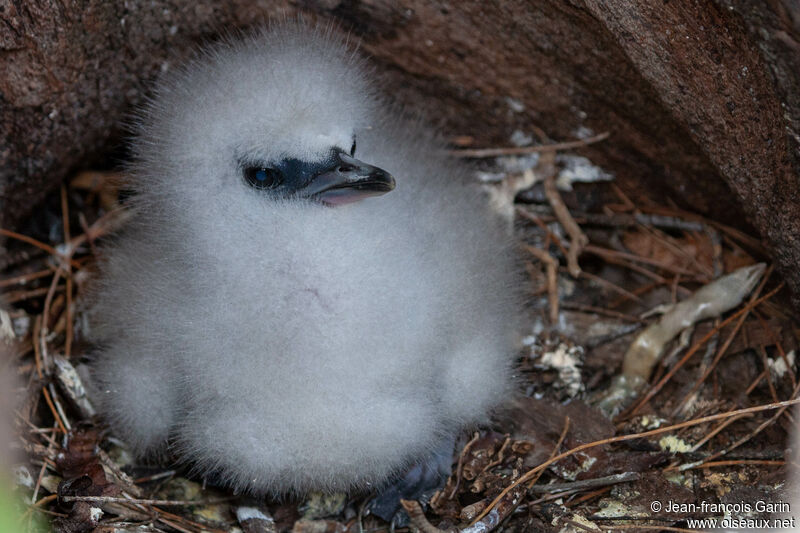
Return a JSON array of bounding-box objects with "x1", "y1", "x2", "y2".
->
[{"x1": 90, "y1": 22, "x2": 519, "y2": 495}]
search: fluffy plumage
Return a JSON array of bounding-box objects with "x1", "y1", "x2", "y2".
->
[{"x1": 89, "y1": 21, "x2": 520, "y2": 495}]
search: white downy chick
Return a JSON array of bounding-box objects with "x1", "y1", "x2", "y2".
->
[{"x1": 89, "y1": 21, "x2": 520, "y2": 495}]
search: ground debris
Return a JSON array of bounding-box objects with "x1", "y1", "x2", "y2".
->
[{"x1": 4, "y1": 144, "x2": 799, "y2": 532}]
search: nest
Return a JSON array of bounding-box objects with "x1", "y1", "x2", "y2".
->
[{"x1": 2, "y1": 132, "x2": 797, "y2": 532}]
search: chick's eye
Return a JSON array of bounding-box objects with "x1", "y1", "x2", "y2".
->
[
  {"x1": 244, "y1": 167, "x2": 283, "y2": 190},
  {"x1": 350, "y1": 139, "x2": 356, "y2": 156}
]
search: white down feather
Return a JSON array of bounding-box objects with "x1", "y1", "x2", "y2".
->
[{"x1": 89, "y1": 20, "x2": 520, "y2": 495}]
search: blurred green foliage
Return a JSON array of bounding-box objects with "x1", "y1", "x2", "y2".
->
[{"x1": 0, "y1": 474, "x2": 49, "y2": 533}]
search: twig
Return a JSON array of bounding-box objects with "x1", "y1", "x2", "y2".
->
[
  {"x1": 41, "y1": 267, "x2": 63, "y2": 335},
  {"x1": 3, "y1": 286, "x2": 62, "y2": 304},
  {"x1": 0, "y1": 268, "x2": 54, "y2": 289},
  {"x1": 32, "y1": 315, "x2": 44, "y2": 380},
  {"x1": 745, "y1": 369, "x2": 769, "y2": 395},
  {"x1": 577, "y1": 269, "x2": 643, "y2": 304},
  {"x1": 47, "y1": 383, "x2": 71, "y2": 432},
  {"x1": 560, "y1": 302, "x2": 643, "y2": 323},
  {"x1": 60, "y1": 184, "x2": 71, "y2": 243},
  {"x1": 524, "y1": 245, "x2": 559, "y2": 323},
  {"x1": 583, "y1": 244, "x2": 699, "y2": 278},
  {"x1": 678, "y1": 380, "x2": 800, "y2": 471},
  {"x1": 469, "y1": 397, "x2": 800, "y2": 526},
  {"x1": 528, "y1": 472, "x2": 640, "y2": 494},
  {"x1": 31, "y1": 494, "x2": 58, "y2": 508},
  {"x1": 516, "y1": 208, "x2": 571, "y2": 259},
  {"x1": 635, "y1": 223, "x2": 713, "y2": 279},
  {"x1": 516, "y1": 204, "x2": 706, "y2": 232},
  {"x1": 0, "y1": 228, "x2": 80, "y2": 270},
  {"x1": 19, "y1": 494, "x2": 60, "y2": 523},
  {"x1": 637, "y1": 204, "x2": 766, "y2": 255},
  {"x1": 479, "y1": 435, "x2": 511, "y2": 476},
  {"x1": 40, "y1": 387, "x2": 66, "y2": 434},
  {"x1": 676, "y1": 459, "x2": 784, "y2": 470},
  {"x1": 528, "y1": 417, "x2": 570, "y2": 489},
  {"x1": 133, "y1": 470, "x2": 176, "y2": 484},
  {"x1": 31, "y1": 421, "x2": 59, "y2": 505},
  {"x1": 541, "y1": 152, "x2": 587, "y2": 277},
  {"x1": 526, "y1": 487, "x2": 585, "y2": 508},
  {"x1": 562, "y1": 518, "x2": 602, "y2": 532},
  {"x1": 608, "y1": 281, "x2": 663, "y2": 309},
  {"x1": 592, "y1": 253, "x2": 674, "y2": 285},
  {"x1": 98, "y1": 448, "x2": 141, "y2": 497},
  {"x1": 450, "y1": 131, "x2": 609, "y2": 158},
  {"x1": 63, "y1": 206, "x2": 133, "y2": 255},
  {"x1": 564, "y1": 486, "x2": 613, "y2": 508},
  {"x1": 59, "y1": 495, "x2": 234, "y2": 506},
  {"x1": 689, "y1": 414, "x2": 749, "y2": 452}
]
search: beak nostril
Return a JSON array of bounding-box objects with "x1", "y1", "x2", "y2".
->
[{"x1": 338, "y1": 165, "x2": 355, "y2": 173}]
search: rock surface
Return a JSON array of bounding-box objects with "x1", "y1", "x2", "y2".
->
[{"x1": 2, "y1": 0, "x2": 799, "y2": 303}]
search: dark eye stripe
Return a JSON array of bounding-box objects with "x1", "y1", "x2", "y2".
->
[
  {"x1": 241, "y1": 147, "x2": 347, "y2": 195},
  {"x1": 350, "y1": 138, "x2": 356, "y2": 157}
]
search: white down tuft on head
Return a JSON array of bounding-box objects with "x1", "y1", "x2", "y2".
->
[{"x1": 88, "y1": 20, "x2": 521, "y2": 495}]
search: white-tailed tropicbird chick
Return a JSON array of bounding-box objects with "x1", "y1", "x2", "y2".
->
[{"x1": 89, "y1": 21, "x2": 520, "y2": 496}]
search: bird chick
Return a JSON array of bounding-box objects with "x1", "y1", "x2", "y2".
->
[{"x1": 89, "y1": 21, "x2": 520, "y2": 496}]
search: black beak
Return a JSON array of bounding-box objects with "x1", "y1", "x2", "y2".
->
[{"x1": 299, "y1": 150, "x2": 395, "y2": 206}]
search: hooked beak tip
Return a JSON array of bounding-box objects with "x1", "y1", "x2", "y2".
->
[{"x1": 301, "y1": 151, "x2": 396, "y2": 206}]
